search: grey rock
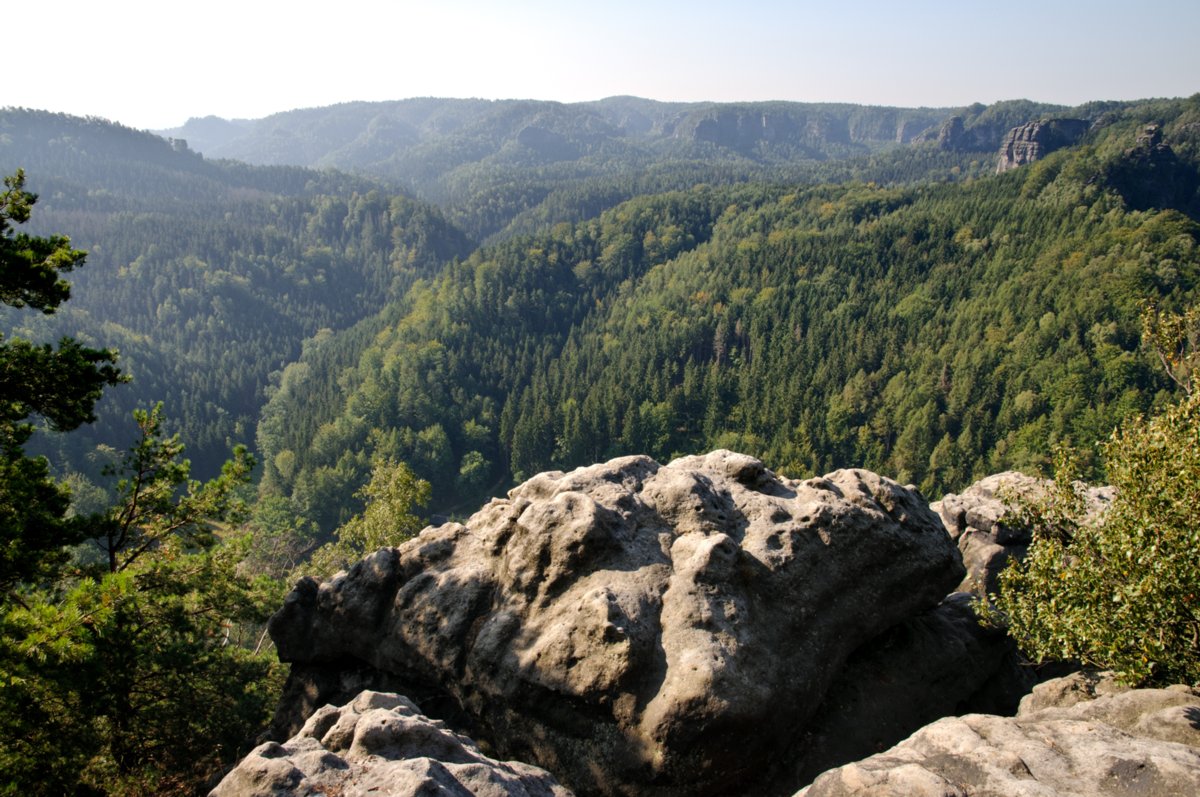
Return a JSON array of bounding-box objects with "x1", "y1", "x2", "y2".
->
[
  {"x1": 1018, "y1": 668, "x2": 1128, "y2": 713},
  {"x1": 788, "y1": 592, "x2": 1035, "y2": 787},
  {"x1": 995, "y1": 118, "x2": 1090, "y2": 173},
  {"x1": 933, "y1": 471, "x2": 1044, "y2": 596},
  {"x1": 1108, "y1": 124, "x2": 1200, "y2": 214},
  {"x1": 797, "y1": 675, "x2": 1200, "y2": 797},
  {"x1": 211, "y1": 690, "x2": 572, "y2": 797},
  {"x1": 912, "y1": 115, "x2": 999, "y2": 152},
  {"x1": 269, "y1": 451, "x2": 966, "y2": 796},
  {"x1": 932, "y1": 472, "x2": 1112, "y2": 597}
]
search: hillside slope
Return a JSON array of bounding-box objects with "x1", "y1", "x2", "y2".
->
[
  {"x1": 1, "y1": 109, "x2": 474, "y2": 478},
  {"x1": 256, "y1": 96, "x2": 1200, "y2": 529},
  {"x1": 165, "y1": 97, "x2": 1076, "y2": 242}
]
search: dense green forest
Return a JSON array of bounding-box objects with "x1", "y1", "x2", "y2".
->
[
  {"x1": 256, "y1": 97, "x2": 1200, "y2": 531},
  {"x1": 6, "y1": 97, "x2": 1200, "y2": 534},
  {"x1": 1, "y1": 109, "x2": 474, "y2": 480}
]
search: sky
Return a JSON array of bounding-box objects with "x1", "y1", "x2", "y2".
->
[{"x1": 8, "y1": 0, "x2": 1199, "y2": 131}]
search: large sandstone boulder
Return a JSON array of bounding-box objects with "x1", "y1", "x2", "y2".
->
[
  {"x1": 211, "y1": 690, "x2": 571, "y2": 797},
  {"x1": 268, "y1": 452, "x2": 967, "y2": 796},
  {"x1": 796, "y1": 674, "x2": 1200, "y2": 797}
]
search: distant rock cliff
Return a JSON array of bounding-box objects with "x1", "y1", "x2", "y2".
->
[
  {"x1": 264, "y1": 452, "x2": 1029, "y2": 796},
  {"x1": 995, "y1": 118, "x2": 1090, "y2": 173},
  {"x1": 1104, "y1": 124, "x2": 1200, "y2": 214}
]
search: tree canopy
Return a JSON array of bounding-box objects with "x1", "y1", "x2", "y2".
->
[
  {"x1": 0, "y1": 171, "x2": 281, "y2": 795},
  {"x1": 988, "y1": 306, "x2": 1200, "y2": 685},
  {"x1": 0, "y1": 169, "x2": 123, "y2": 591}
]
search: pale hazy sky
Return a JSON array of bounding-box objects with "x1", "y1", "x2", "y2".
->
[{"x1": 8, "y1": 0, "x2": 1199, "y2": 130}]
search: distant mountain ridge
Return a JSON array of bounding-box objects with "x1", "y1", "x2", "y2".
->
[
  {"x1": 6, "y1": 95, "x2": 1197, "y2": 519},
  {"x1": 161, "y1": 96, "x2": 1065, "y2": 166},
  {"x1": 157, "y1": 96, "x2": 1082, "y2": 242}
]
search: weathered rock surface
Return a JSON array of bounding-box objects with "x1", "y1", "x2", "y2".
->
[
  {"x1": 995, "y1": 118, "x2": 1089, "y2": 173},
  {"x1": 796, "y1": 673, "x2": 1200, "y2": 797},
  {"x1": 912, "y1": 114, "x2": 1002, "y2": 152},
  {"x1": 788, "y1": 592, "x2": 1035, "y2": 787},
  {"x1": 211, "y1": 690, "x2": 571, "y2": 797},
  {"x1": 268, "y1": 451, "x2": 967, "y2": 796},
  {"x1": 933, "y1": 471, "x2": 1043, "y2": 597},
  {"x1": 933, "y1": 471, "x2": 1112, "y2": 597}
]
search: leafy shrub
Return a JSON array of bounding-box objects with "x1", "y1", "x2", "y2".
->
[{"x1": 990, "y1": 338, "x2": 1200, "y2": 685}]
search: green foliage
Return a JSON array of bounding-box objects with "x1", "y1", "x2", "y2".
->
[
  {"x1": 305, "y1": 458, "x2": 430, "y2": 578},
  {"x1": 2, "y1": 118, "x2": 473, "y2": 481},
  {"x1": 261, "y1": 100, "x2": 1200, "y2": 528},
  {"x1": 989, "y1": 306, "x2": 1200, "y2": 685},
  {"x1": 0, "y1": 408, "x2": 281, "y2": 795},
  {"x1": 0, "y1": 173, "x2": 279, "y2": 794},
  {"x1": 0, "y1": 169, "x2": 86, "y2": 311},
  {"x1": 0, "y1": 169, "x2": 124, "y2": 591},
  {"x1": 990, "y1": 389, "x2": 1200, "y2": 685},
  {"x1": 94, "y1": 403, "x2": 255, "y2": 573}
]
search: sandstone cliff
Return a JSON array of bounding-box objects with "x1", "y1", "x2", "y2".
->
[
  {"x1": 799, "y1": 671, "x2": 1200, "y2": 797},
  {"x1": 995, "y1": 118, "x2": 1090, "y2": 173}
]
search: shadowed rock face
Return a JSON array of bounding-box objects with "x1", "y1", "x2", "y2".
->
[
  {"x1": 797, "y1": 674, "x2": 1200, "y2": 797},
  {"x1": 995, "y1": 118, "x2": 1089, "y2": 173},
  {"x1": 211, "y1": 690, "x2": 572, "y2": 797},
  {"x1": 269, "y1": 451, "x2": 966, "y2": 796}
]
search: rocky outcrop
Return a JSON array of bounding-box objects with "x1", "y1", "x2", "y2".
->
[
  {"x1": 211, "y1": 690, "x2": 571, "y2": 797},
  {"x1": 796, "y1": 673, "x2": 1200, "y2": 797},
  {"x1": 1105, "y1": 124, "x2": 1200, "y2": 214},
  {"x1": 683, "y1": 107, "x2": 835, "y2": 155},
  {"x1": 268, "y1": 452, "x2": 969, "y2": 796},
  {"x1": 933, "y1": 471, "x2": 1043, "y2": 597},
  {"x1": 913, "y1": 115, "x2": 1001, "y2": 152},
  {"x1": 933, "y1": 471, "x2": 1112, "y2": 597},
  {"x1": 786, "y1": 592, "x2": 1035, "y2": 787},
  {"x1": 995, "y1": 118, "x2": 1089, "y2": 173}
]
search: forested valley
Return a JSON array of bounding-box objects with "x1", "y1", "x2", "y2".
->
[{"x1": 2, "y1": 93, "x2": 1199, "y2": 793}]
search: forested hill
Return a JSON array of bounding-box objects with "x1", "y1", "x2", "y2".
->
[
  {"x1": 0, "y1": 108, "x2": 380, "y2": 206},
  {"x1": 0, "y1": 108, "x2": 474, "y2": 479},
  {"x1": 255, "y1": 96, "x2": 1200, "y2": 531},
  {"x1": 161, "y1": 97, "x2": 1076, "y2": 242},
  {"x1": 4, "y1": 97, "x2": 1198, "y2": 531}
]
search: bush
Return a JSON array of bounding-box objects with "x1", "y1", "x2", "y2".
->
[{"x1": 991, "y1": 386, "x2": 1200, "y2": 685}]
